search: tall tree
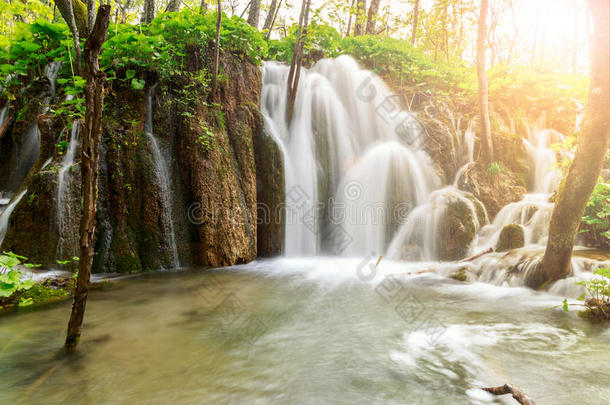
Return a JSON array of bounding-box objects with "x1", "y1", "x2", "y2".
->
[
  {"x1": 365, "y1": 0, "x2": 380, "y2": 35},
  {"x1": 210, "y1": 0, "x2": 222, "y2": 100},
  {"x1": 410, "y1": 0, "x2": 419, "y2": 45},
  {"x1": 247, "y1": 0, "x2": 260, "y2": 28},
  {"x1": 476, "y1": 0, "x2": 493, "y2": 164},
  {"x1": 535, "y1": 0, "x2": 610, "y2": 287},
  {"x1": 142, "y1": 0, "x2": 155, "y2": 23},
  {"x1": 166, "y1": 0, "x2": 181, "y2": 12},
  {"x1": 353, "y1": 0, "x2": 366, "y2": 36},
  {"x1": 64, "y1": 4, "x2": 111, "y2": 350},
  {"x1": 346, "y1": 0, "x2": 356, "y2": 37},
  {"x1": 200, "y1": 0, "x2": 208, "y2": 13},
  {"x1": 262, "y1": 0, "x2": 278, "y2": 31}
]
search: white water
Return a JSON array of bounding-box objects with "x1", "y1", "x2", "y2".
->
[
  {"x1": 145, "y1": 85, "x2": 180, "y2": 268},
  {"x1": 261, "y1": 56, "x2": 440, "y2": 256},
  {"x1": 43, "y1": 61, "x2": 61, "y2": 112},
  {"x1": 0, "y1": 104, "x2": 10, "y2": 215},
  {"x1": 0, "y1": 189, "x2": 27, "y2": 248},
  {"x1": 55, "y1": 122, "x2": 80, "y2": 259}
]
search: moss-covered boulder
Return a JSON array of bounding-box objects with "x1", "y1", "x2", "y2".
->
[
  {"x1": 496, "y1": 223, "x2": 525, "y2": 252},
  {"x1": 437, "y1": 198, "x2": 477, "y2": 261}
]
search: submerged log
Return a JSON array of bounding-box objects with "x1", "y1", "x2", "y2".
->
[
  {"x1": 483, "y1": 384, "x2": 535, "y2": 405},
  {"x1": 459, "y1": 247, "x2": 493, "y2": 262}
]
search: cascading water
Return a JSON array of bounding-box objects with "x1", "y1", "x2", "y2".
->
[
  {"x1": 0, "y1": 190, "x2": 27, "y2": 249},
  {"x1": 8, "y1": 123, "x2": 40, "y2": 192},
  {"x1": 0, "y1": 104, "x2": 10, "y2": 215},
  {"x1": 55, "y1": 121, "x2": 80, "y2": 259},
  {"x1": 145, "y1": 85, "x2": 180, "y2": 268},
  {"x1": 260, "y1": 56, "x2": 440, "y2": 256}
]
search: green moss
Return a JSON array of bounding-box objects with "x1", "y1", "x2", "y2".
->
[{"x1": 496, "y1": 223, "x2": 525, "y2": 252}]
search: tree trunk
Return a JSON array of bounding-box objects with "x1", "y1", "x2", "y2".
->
[
  {"x1": 86, "y1": 0, "x2": 94, "y2": 31},
  {"x1": 64, "y1": 4, "x2": 111, "y2": 350},
  {"x1": 55, "y1": 0, "x2": 88, "y2": 37},
  {"x1": 200, "y1": 0, "x2": 207, "y2": 13},
  {"x1": 476, "y1": 0, "x2": 493, "y2": 164},
  {"x1": 263, "y1": 0, "x2": 278, "y2": 31},
  {"x1": 535, "y1": 0, "x2": 610, "y2": 288},
  {"x1": 286, "y1": 0, "x2": 310, "y2": 123},
  {"x1": 346, "y1": 0, "x2": 356, "y2": 37},
  {"x1": 210, "y1": 0, "x2": 222, "y2": 100},
  {"x1": 142, "y1": 0, "x2": 155, "y2": 23},
  {"x1": 247, "y1": 0, "x2": 261, "y2": 28},
  {"x1": 365, "y1": 0, "x2": 380, "y2": 35},
  {"x1": 66, "y1": 0, "x2": 83, "y2": 76},
  {"x1": 353, "y1": 0, "x2": 366, "y2": 36},
  {"x1": 410, "y1": 0, "x2": 419, "y2": 45},
  {"x1": 264, "y1": 0, "x2": 282, "y2": 39},
  {"x1": 166, "y1": 0, "x2": 181, "y2": 12}
]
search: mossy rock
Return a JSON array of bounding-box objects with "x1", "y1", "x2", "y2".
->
[
  {"x1": 449, "y1": 267, "x2": 470, "y2": 282},
  {"x1": 437, "y1": 199, "x2": 477, "y2": 261},
  {"x1": 496, "y1": 223, "x2": 525, "y2": 252}
]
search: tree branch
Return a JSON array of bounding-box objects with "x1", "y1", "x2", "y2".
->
[{"x1": 483, "y1": 384, "x2": 535, "y2": 405}]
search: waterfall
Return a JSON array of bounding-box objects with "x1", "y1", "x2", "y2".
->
[
  {"x1": 8, "y1": 123, "x2": 40, "y2": 192},
  {"x1": 145, "y1": 85, "x2": 180, "y2": 268},
  {"x1": 43, "y1": 61, "x2": 62, "y2": 112},
  {"x1": 55, "y1": 122, "x2": 80, "y2": 259},
  {"x1": 261, "y1": 56, "x2": 440, "y2": 256},
  {"x1": 0, "y1": 190, "x2": 27, "y2": 249}
]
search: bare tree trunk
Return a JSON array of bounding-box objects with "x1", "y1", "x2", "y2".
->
[
  {"x1": 247, "y1": 0, "x2": 261, "y2": 28},
  {"x1": 263, "y1": 0, "x2": 278, "y2": 31},
  {"x1": 264, "y1": 0, "x2": 282, "y2": 39},
  {"x1": 166, "y1": 0, "x2": 181, "y2": 12},
  {"x1": 410, "y1": 0, "x2": 419, "y2": 45},
  {"x1": 365, "y1": 0, "x2": 380, "y2": 35},
  {"x1": 65, "y1": 4, "x2": 111, "y2": 350},
  {"x1": 286, "y1": 0, "x2": 310, "y2": 123},
  {"x1": 533, "y1": 0, "x2": 610, "y2": 288},
  {"x1": 142, "y1": 0, "x2": 155, "y2": 23},
  {"x1": 210, "y1": 0, "x2": 222, "y2": 100},
  {"x1": 86, "y1": 0, "x2": 94, "y2": 31},
  {"x1": 66, "y1": 0, "x2": 83, "y2": 76},
  {"x1": 353, "y1": 0, "x2": 366, "y2": 36},
  {"x1": 346, "y1": 0, "x2": 356, "y2": 37},
  {"x1": 55, "y1": 0, "x2": 88, "y2": 36},
  {"x1": 476, "y1": 0, "x2": 493, "y2": 164}
]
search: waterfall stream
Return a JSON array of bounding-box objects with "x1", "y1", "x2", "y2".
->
[
  {"x1": 145, "y1": 85, "x2": 180, "y2": 269},
  {"x1": 0, "y1": 189, "x2": 27, "y2": 248},
  {"x1": 55, "y1": 122, "x2": 80, "y2": 259}
]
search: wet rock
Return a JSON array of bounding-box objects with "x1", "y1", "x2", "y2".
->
[
  {"x1": 496, "y1": 223, "x2": 525, "y2": 252},
  {"x1": 458, "y1": 162, "x2": 526, "y2": 219},
  {"x1": 437, "y1": 198, "x2": 477, "y2": 261}
]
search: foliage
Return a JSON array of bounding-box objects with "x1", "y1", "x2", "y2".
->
[
  {"x1": 0, "y1": 252, "x2": 39, "y2": 307},
  {"x1": 580, "y1": 182, "x2": 610, "y2": 248},
  {"x1": 564, "y1": 268, "x2": 610, "y2": 322},
  {"x1": 487, "y1": 161, "x2": 501, "y2": 177}
]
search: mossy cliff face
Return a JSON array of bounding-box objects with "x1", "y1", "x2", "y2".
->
[{"x1": 1, "y1": 53, "x2": 285, "y2": 272}]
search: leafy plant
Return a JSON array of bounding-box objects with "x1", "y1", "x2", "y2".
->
[
  {"x1": 580, "y1": 182, "x2": 610, "y2": 248},
  {"x1": 487, "y1": 162, "x2": 502, "y2": 177},
  {"x1": 563, "y1": 268, "x2": 610, "y2": 322},
  {"x1": 0, "y1": 252, "x2": 39, "y2": 307}
]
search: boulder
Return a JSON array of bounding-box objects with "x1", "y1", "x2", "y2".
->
[
  {"x1": 496, "y1": 223, "x2": 525, "y2": 252},
  {"x1": 437, "y1": 198, "x2": 477, "y2": 261}
]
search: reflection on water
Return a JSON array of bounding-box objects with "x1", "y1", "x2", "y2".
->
[{"x1": 1, "y1": 258, "x2": 610, "y2": 404}]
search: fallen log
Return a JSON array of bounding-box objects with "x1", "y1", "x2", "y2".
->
[
  {"x1": 483, "y1": 384, "x2": 535, "y2": 405},
  {"x1": 460, "y1": 247, "x2": 493, "y2": 262}
]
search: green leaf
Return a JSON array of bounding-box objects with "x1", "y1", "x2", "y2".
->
[
  {"x1": 131, "y1": 78, "x2": 145, "y2": 90},
  {"x1": 562, "y1": 298, "x2": 569, "y2": 312}
]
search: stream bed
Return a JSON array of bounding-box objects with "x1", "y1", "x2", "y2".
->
[{"x1": 1, "y1": 257, "x2": 609, "y2": 404}]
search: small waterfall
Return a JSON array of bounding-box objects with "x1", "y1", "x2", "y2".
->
[
  {"x1": 43, "y1": 61, "x2": 62, "y2": 111},
  {"x1": 0, "y1": 190, "x2": 27, "y2": 249},
  {"x1": 8, "y1": 123, "x2": 40, "y2": 192},
  {"x1": 55, "y1": 122, "x2": 80, "y2": 259},
  {"x1": 387, "y1": 186, "x2": 483, "y2": 261},
  {"x1": 0, "y1": 104, "x2": 8, "y2": 129},
  {"x1": 261, "y1": 56, "x2": 440, "y2": 256},
  {"x1": 145, "y1": 85, "x2": 180, "y2": 268}
]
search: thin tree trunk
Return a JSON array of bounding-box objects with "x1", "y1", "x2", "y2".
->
[
  {"x1": 67, "y1": 0, "x2": 83, "y2": 76},
  {"x1": 200, "y1": 0, "x2": 207, "y2": 13},
  {"x1": 263, "y1": 0, "x2": 278, "y2": 31},
  {"x1": 86, "y1": 0, "x2": 94, "y2": 31},
  {"x1": 353, "y1": 0, "x2": 366, "y2": 36},
  {"x1": 210, "y1": 0, "x2": 222, "y2": 100},
  {"x1": 476, "y1": 0, "x2": 493, "y2": 164},
  {"x1": 247, "y1": 0, "x2": 261, "y2": 28},
  {"x1": 534, "y1": 0, "x2": 610, "y2": 288},
  {"x1": 365, "y1": 0, "x2": 380, "y2": 35},
  {"x1": 286, "y1": 0, "x2": 310, "y2": 123},
  {"x1": 65, "y1": 4, "x2": 111, "y2": 350},
  {"x1": 55, "y1": 0, "x2": 88, "y2": 36},
  {"x1": 410, "y1": 0, "x2": 419, "y2": 45},
  {"x1": 346, "y1": 0, "x2": 356, "y2": 37},
  {"x1": 142, "y1": 0, "x2": 155, "y2": 23},
  {"x1": 264, "y1": 0, "x2": 282, "y2": 39},
  {"x1": 166, "y1": 0, "x2": 181, "y2": 12}
]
